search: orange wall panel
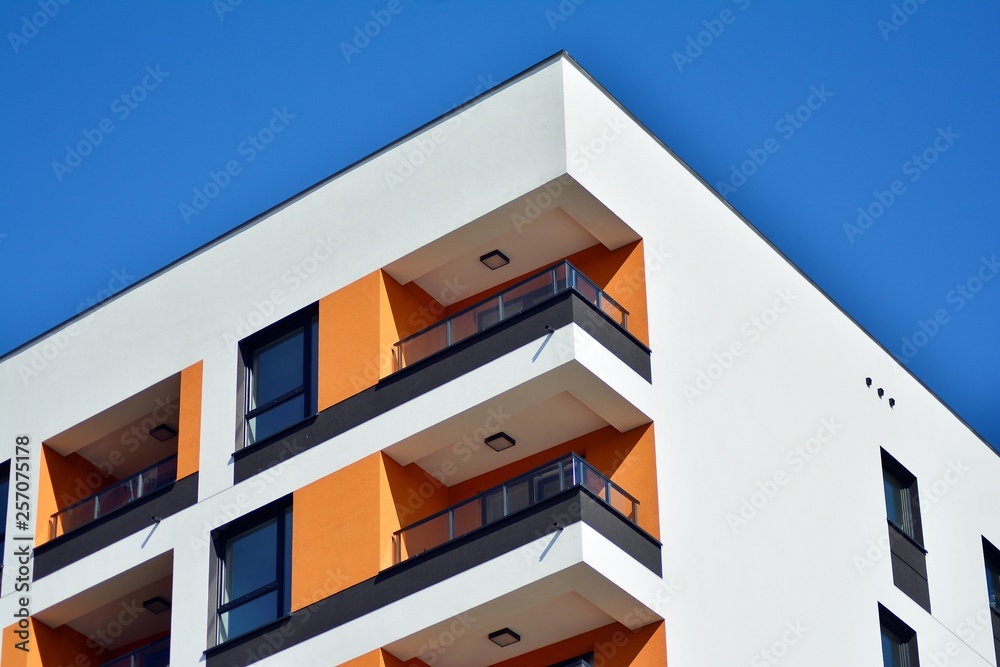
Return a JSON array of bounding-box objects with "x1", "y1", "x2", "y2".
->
[
  {"x1": 176, "y1": 360, "x2": 203, "y2": 480},
  {"x1": 34, "y1": 445, "x2": 117, "y2": 546},
  {"x1": 318, "y1": 271, "x2": 382, "y2": 411},
  {"x1": 318, "y1": 271, "x2": 440, "y2": 410},
  {"x1": 1, "y1": 618, "x2": 99, "y2": 667},
  {"x1": 291, "y1": 454, "x2": 381, "y2": 610}
]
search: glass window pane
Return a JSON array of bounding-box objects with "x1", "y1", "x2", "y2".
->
[
  {"x1": 452, "y1": 498, "x2": 484, "y2": 538},
  {"x1": 883, "y1": 475, "x2": 900, "y2": 524},
  {"x1": 883, "y1": 473, "x2": 910, "y2": 533},
  {"x1": 501, "y1": 273, "x2": 554, "y2": 316},
  {"x1": 224, "y1": 518, "x2": 277, "y2": 602},
  {"x1": 398, "y1": 513, "x2": 450, "y2": 560},
  {"x1": 987, "y1": 562, "x2": 999, "y2": 610},
  {"x1": 574, "y1": 275, "x2": 599, "y2": 306},
  {"x1": 248, "y1": 394, "x2": 306, "y2": 444},
  {"x1": 282, "y1": 507, "x2": 292, "y2": 614},
  {"x1": 483, "y1": 489, "x2": 505, "y2": 524},
  {"x1": 399, "y1": 321, "x2": 448, "y2": 367},
  {"x1": 58, "y1": 497, "x2": 98, "y2": 535},
  {"x1": 507, "y1": 479, "x2": 530, "y2": 514},
  {"x1": 600, "y1": 298, "x2": 627, "y2": 327},
  {"x1": 220, "y1": 589, "x2": 278, "y2": 642},
  {"x1": 0, "y1": 476, "x2": 8, "y2": 533},
  {"x1": 533, "y1": 465, "x2": 562, "y2": 502},
  {"x1": 881, "y1": 630, "x2": 897, "y2": 667},
  {"x1": 251, "y1": 328, "x2": 304, "y2": 407}
]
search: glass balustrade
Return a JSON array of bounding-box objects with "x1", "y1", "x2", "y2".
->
[
  {"x1": 393, "y1": 453, "x2": 638, "y2": 563},
  {"x1": 50, "y1": 455, "x2": 178, "y2": 539},
  {"x1": 394, "y1": 261, "x2": 629, "y2": 369}
]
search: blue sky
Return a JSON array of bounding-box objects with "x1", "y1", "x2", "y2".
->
[{"x1": 1, "y1": 1, "x2": 998, "y2": 451}]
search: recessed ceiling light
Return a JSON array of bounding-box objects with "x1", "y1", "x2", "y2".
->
[
  {"x1": 148, "y1": 424, "x2": 177, "y2": 442},
  {"x1": 488, "y1": 628, "x2": 520, "y2": 647},
  {"x1": 480, "y1": 250, "x2": 510, "y2": 270},
  {"x1": 142, "y1": 596, "x2": 171, "y2": 614},
  {"x1": 484, "y1": 432, "x2": 516, "y2": 452}
]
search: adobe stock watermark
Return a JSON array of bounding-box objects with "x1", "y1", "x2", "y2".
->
[
  {"x1": 383, "y1": 74, "x2": 498, "y2": 192},
  {"x1": 750, "y1": 621, "x2": 808, "y2": 667},
  {"x1": 569, "y1": 115, "x2": 631, "y2": 172},
  {"x1": 416, "y1": 612, "x2": 478, "y2": 665},
  {"x1": 672, "y1": 0, "x2": 753, "y2": 73},
  {"x1": 878, "y1": 0, "x2": 931, "y2": 41},
  {"x1": 843, "y1": 126, "x2": 960, "y2": 243},
  {"x1": 854, "y1": 458, "x2": 969, "y2": 575},
  {"x1": 51, "y1": 66, "x2": 170, "y2": 183},
  {"x1": 544, "y1": 0, "x2": 586, "y2": 31},
  {"x1": 187, "y1": 438, "x2": 305, "y2": 556},
  {"x1": 213, "y1": 0, "x2": 243, "y2": 21},
  {"x1": 17, "y1": 267, "x2": 137, "y2": 386},
  {"x1": 919, "y1": 607, "x2": 994, "y2": 667},
  {"x1": 58, "y1": 395, "x2": 178, "y2": 508},
  {"x1": 898, "y1": 254, "x2": 997, "y2": 363},
  {"x1": 395, "y1": 405, "x2": 513, "y2": 525},
  {"x1": 179, "y1": 106, "x2": 296, "y2": 224},
  {"x1": 340, "y1": 0, "x2": 406, "y2": 63},
  {"x1": 7, "y1": 0, "x2": 70, "y2": 54},
  {"x1": 683, "y1": 288, "x2": 797, "y2": 403},
  {"x1": 222, "y1": 234, "x2": 337, "y2": 349},
  {"x1": 715, "y1": 84, "x2": 833, "y2": 197},
  {"x1": 726, "y1": 417, "x2": 843, "y2": 532}
]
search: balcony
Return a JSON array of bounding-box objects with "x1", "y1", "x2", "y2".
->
[
  {"x1": 50, "y1": 455, "x2": 178, "y2": 539},
  {"x1": 394, "y1": 261, "x2": 629, "y2": 370},
  {"x1": 393, "y1": 453, "x2": 638, "y2": 564},
  {"x1": 102, "y1": 636, "x2": 170, "y2": 667}
]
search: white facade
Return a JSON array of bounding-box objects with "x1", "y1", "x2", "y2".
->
[{"x1": 1, "y1": 53, "x2": 997, "y2": 667}]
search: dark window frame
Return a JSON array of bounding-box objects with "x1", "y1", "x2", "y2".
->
[
  {"x1": 881, "y1": 449, "x2": 924, "y2": 547},
  {"x1": 879, "y1": 603, "x2": 919, "y2": 667},
  {"x1": 985, "y1": 537, "x2": 1000, "y2": 614},
  {"x1": 985, "y1": 536, "x2": 1000, "y2": 667},
  {"x1": 212, "y1": 498, "x2": 292, "y2": 645},
  {"x1": 0, "y1": 460, "x2": 9, "y2": 563},
  {"x1": 238, "y1": 305, "x2": 318, "y2": 449}
]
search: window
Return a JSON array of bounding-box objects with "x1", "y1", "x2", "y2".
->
[
  {"x1": 879, "y1": 604, "x2": 918, "y2": 667},
  {"x1": 242, "y1": 308, "x2": 318, "y2": 446},
  {"x1": 215, "y1": 503, "x2": 292, "y2": 643},
  {"x1": 0, "y1": 461, "x2": 8, "y2": 568},
  {"x1": 881, "y1": 449, "x2": 930, "y2": 611},
  {"x1": 985, "y1": 538, "x2": 1000, "y2": 666},
  {"x1": 986, "y1": 539, "x2": 1000, "y2": 613},
  {"x1": 882, "y1": 452, "x2": 922, "y2": 544}
]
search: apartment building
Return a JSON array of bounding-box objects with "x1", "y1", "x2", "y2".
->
[{"x1": 0, "y1": 52, "x2": 998, "y2": 667}]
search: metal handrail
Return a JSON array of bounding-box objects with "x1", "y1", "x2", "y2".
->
[
  {"x1": 392, "y1": 453, "x2": 639, "y2": 564},
  {"x1": 393, "y1": 260, "x2": 629, "y2": 370},
  {"x1": 50, "y1": 455, "x2": 178, "y2": 539}
]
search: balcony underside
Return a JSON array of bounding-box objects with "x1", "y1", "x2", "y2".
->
[
  {"x1": 205, "y1": 486, "x2": 661, "y2": 667},
  {"x1": 234, "y1": 290, "x2": 651, "y2": 483}
]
